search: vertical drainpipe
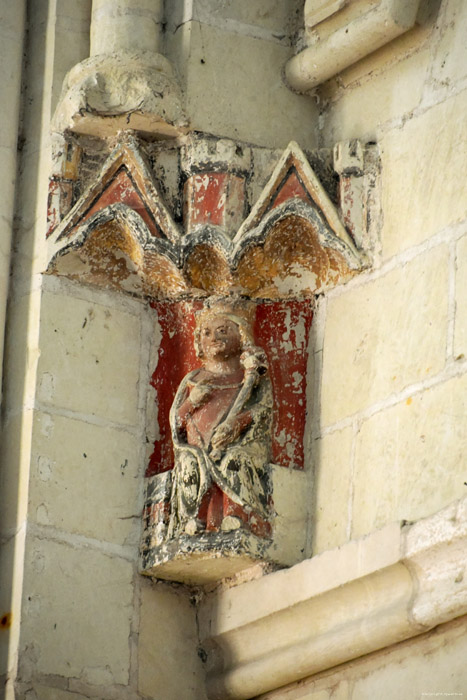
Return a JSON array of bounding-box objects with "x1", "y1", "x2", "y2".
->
[
  {"x1": 90, "y1": 0, "x2": 165, "y2": 56},
  {"x1": 0, "y1": 0, "x2": 27, "y2": 408}
]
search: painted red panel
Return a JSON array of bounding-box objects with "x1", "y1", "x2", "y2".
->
[
  {"x1": 146, "y1": 299, "x2": 313, "y2": 476},
  {"x1": 146, "y1": 301, "x2": 201, "y2": 476},
  {"x1": 254, "y1": 301, "x2": 313, "y2": 469},
  {"x1": 83, "y1": 167, "x2": 161, "y2": 237},
  {"x1": 185, "y1": 173, "x2": 229, "y2": 227},
  {"x1": 271, "y1": 170, "x2": 310, "y2": 210}
]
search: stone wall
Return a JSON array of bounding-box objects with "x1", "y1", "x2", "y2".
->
[
  {"x1": 311, "y1": 0, "x2": 467, "y2": 555},
  {"x1": 1, "y1": 0, "x2": 466, "y2": 698}
]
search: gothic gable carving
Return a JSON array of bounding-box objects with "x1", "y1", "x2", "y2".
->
[{"x1": 47, "y1": 137, "x2": 364, "y2": 299}]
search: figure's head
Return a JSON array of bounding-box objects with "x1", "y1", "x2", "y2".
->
[{"x1": 194, "y1": 311, "x2": 254, "y2": 360}]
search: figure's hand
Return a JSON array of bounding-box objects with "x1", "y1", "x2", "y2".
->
[
  {"x1": 240, "y1": 347, "x2": 268, "y2": 374},
  {"x1": 189, "y1": 382, "x2": 212, "y2": 408},
  {"x1": 211, "y1": 419, "x2": 241, "y2": 453}
]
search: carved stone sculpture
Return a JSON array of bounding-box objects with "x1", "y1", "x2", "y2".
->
[{"x1": 168, "y1": 303, "x2": 273, "y2": 539}]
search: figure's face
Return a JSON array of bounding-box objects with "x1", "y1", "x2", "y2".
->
[{"x1": 199, "y1": 316, "x2": 242, "y2": 361}]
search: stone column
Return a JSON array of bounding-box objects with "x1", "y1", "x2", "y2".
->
[
  {"x1": 52, "y1": 0, "x2": 185, "y2": 139},
  {"x1": 0, "y1": 0, "x2": 27, "y2": 407},
  {"x1": 90, "y1": 0, "x2": 164, "y2": 56}
]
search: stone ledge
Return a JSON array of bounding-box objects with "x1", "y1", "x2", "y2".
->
[
  {"x1": 286, "y1": 0, "x2": 423, "y2": 92},
  {"x1": 199, "y1": 495, "x2": 467, "y2": 700}
]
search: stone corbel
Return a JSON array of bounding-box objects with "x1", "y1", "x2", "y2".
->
[{"x1": 45, "y1": 132, "x2": 375, "y2": 585}]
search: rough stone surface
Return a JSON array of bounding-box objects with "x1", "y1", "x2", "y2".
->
[
  {"x1": 454, "y1": 233, "x2": 467, "y2": 358},
  {"x1": 352, "y1": 373, "x2": 467, "y2": 538},
  {"x1": 380, "y1": 89, "x2": 467, "y2": 259},
  {"x1": 322, "y1": 48, "x2": 429, "y2": 143},
  {"x1": 167, "y1": 20, "x2": 317, "y2": 149},
  {"x1": 429, "y1": 0, "x2": 467, "y2": 89},
  {"x1": 321, "y1": 245, "x2": 449, "y2": 425},
  {"x1": 36, "y1": 288, "x2": 141, "y2": 425},
  {"x1": 29, "y1": 412, "x2": 142, "y2": 545},
  {"x1": 138, "y1": 579, "x2": 207, "y2": 700},
  {"x1": 19, "y1": 537, "x2": 133, "y2": 684},
  {"x1": 269, "y1": 466, "x2": 309, "y2": 566},
  {"x1": 33, "y1": 687, "x2": 88, "y2": 700},
  {"x1": 312, "y1": 426, "x2": 353, "y2": 554}
]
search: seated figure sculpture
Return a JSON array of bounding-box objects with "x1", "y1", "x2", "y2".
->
[{"x1": 168, "y1": 304, "x2": 273, "y2": 539}]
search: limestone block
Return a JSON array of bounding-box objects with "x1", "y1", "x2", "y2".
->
[
  {"x1": 404, "y1": 497, "x2": 467, "y2": 629},
  {"x1": 29, "y1": 412, "x2": 142, "y2": 545},
  {"x1": 313, "y1": 426, "x2": 353, "y2": 554},
  {"x1": 168, "y1": 21, "x2": 317, "y2": 149},
  {"x1": 268, "y1": 466, "x2": 309, "y2": 566},
  {"x1": 168, "y1": 0, "x2": 304, "y2": 35},
  {"x1": 138, "y1": 579, "x2": 207, "y2": 700},
  {"x1": 2, "y1": 289, "x2": 41, "y2": 415},
  {"x1": 257, "y1": 679, "x2": 348, "y2": 699},
  {"x1": 37, "y1": 289, "x2": 141, "y2": 425},
  {"x1": 321, "y1": 245, "x2": 449, "y2": 425},
  {"x1": 349, "y1": 617, "x2": 467, "y2": 698},
  {"x1": 34, "y1": 686, "x2": 88, "y2": 700},
  {"x1": 428, "y1": 0, "x2": 467, "y2": 90},
  {"x1": 0, "y1": 410, "x2": 35, "y2": 535},
  {"x1": 19, "y1": 537, "x2": 133, "y2": 684},
  {"x1": 381, "y1": 89, "x2": 467, "y2": 258},
  {"x1": 261, "y1": 617, "x2": 467, "y2": 700},
  {"x1": 52, "y1": 0, "x2": 92, "y2": 113},
  {"x1": 352, "y1": 373, "x2": 467, "y2": 538},
  {"x1": 0, "y1": 9, "x2": 26, "y2": 150},
  {"x1": 322, "y1": 48, "x2": 429, "y2": 143},
  {"x1": 454, "y1": 234, "x2": 467, "y2": 358}
]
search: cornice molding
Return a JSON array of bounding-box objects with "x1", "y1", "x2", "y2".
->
[{"x1": 199, "y1": 496, "x2": 467, "y2": 699}]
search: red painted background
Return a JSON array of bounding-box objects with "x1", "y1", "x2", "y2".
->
[{"x1": 146, "y1": 299, "x2": 313, "y2": 477}]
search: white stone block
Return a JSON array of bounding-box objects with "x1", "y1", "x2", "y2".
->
[
  {"x1": 313, "y1": 426, "x2": 353, "y2": 554},
  {"x1": 322, "y1": 48, "x2": 429, "y2": 143},
  {"x1": 269, "y1": 466, "x2": 309, "y2": 566},
  {"x1": 37, "y1": 289, "x2": 141, "y2": 426},
  {"x1": 428, "y1": 0, "x2": 467, "y2": 92},
  {"x1": 19, "y1": 537, "x2": 133, "y2": 684},
  {"x1": 321, "y1": 245, "x2": 449, "y2": 425},
  {"x1": 381, "y1": 89, "x2": 467, "y2": 259},
  {"x1": 168, "y1": 21, "x2": 318, "y2": 149},
  {"x1": 352, "y1": 373, "x2": 467, "y2": 538},
  {"x1": 454, "y1": 234, "x2": 467, "y2": 359},
  {"x1": 138, "y1": 579, "x2": 207, "y2": 700},
  {"x1": 29, "y1": 411, "x2": 142, "y2": 545}
]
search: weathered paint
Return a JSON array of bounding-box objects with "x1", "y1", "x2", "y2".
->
[
  {"x1": 184, "y1": 172, "x2": 245, "y2": 233},
  {"x1": 48, "y1": 138, "x2": 363, "y2": 302},
  {"x1": 82, "y1": 166, "x2": 163, "y2": 238},
  {"x1": 270, "y1": 169, "x2": 311, "y2": 210},
  {"x1": 147, "y1": 298, "x2": 313, "y2": 477},
  {"x1": 254, "y1": 300, "x2": 313, "y2": 469}
]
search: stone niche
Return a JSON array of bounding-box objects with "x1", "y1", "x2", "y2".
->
[{"x1": 46, "y1": 131, "x2": 369, "y2": 585}]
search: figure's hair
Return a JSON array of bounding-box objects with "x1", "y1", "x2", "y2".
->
[{"x1": 194, "y1": 312, "x2": 254, "y2": 358}]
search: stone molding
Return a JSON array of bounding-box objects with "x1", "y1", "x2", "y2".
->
[
  {"x1": 199, "y1": 495, "x2": 467, "y2": 700},
  {"x1": 286, "y1": 0, "x2": 423, "y2": 92}
]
